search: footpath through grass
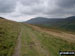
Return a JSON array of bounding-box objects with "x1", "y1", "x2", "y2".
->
[
  {"x1": 21, "y1": 24, "x2": 75, "y2": 56},
  {"x1": 21, "y1": 25, "x2": 40, "y2": 56}
]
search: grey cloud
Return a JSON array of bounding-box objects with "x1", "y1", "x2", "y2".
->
[
  {"x1": 20, "y1": 0, "x2": 75, "y2": 17},
  {"x1": 20, "y1": 0, "x2": 48, "y2": 15},
  {"x1": 44, "y1": 0, "x2": 75, "y2": 17},
  {"x1": 57, "y1": 0, "x2": 75, "y2": 8},
  {"x1": 0, "y1": 0, "x2": 75, "y2": 21},
  {"x1": 22, "y1": 5, "x2": 45, "y2": 15},
  {"x1": 0, "y1": 0, "x2": 17, "y2": 13},
  {"x1": 20, "y1": 0, "x2": 41, "y2": 6}
]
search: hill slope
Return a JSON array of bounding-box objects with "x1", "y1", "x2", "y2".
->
[
  {"x1": 0, "y1": 17, "x2": 21, "y2": 56},
  {"x1": 20, "y1": 24, "x2": 75, "y2": 56},
  {"x1": 26, "y1": 16, "x2": 75, "y2": 24},
  {"x1": 26, "y1": 16, "x2": 75, "y2": 32},
  {"x1": 0, "y1": 17, "x2": 75, "y2": 56}
]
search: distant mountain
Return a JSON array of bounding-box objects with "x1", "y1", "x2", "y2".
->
[
  {"x1": 26, "y1": 16, "x2": 75, "y2": 24},
  {"x1": 26, "y1": 17, "x2": 62, "y2": 24},
  {"x1": 25, "y1": 16, "x2": 75, "y2": 32},
  {"x1": 25, "y1": 17, "x2": 50, "y2": 24}
]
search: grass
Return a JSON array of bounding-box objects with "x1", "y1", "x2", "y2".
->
[
  {"x1": 32, "y1": 30, "x2": 75, "y2": 56},
  {"x1": 0, "y1": 18, "x2": 75, "y2": 56},
  {"x1": 21, "y1": 24, "x2": 75, "y2": 56},
  {"x1": 34, "y1": 24, "x2": 75, "y2": 34},
  {"x1": 21, "y1": 25, "x2": 39, "y2": 56},
  {"x1": 0, "y1": 19, "x2": 21, "y2": 56}
]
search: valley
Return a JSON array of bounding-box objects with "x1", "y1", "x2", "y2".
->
[{"x1": 0, "y1": 17, "x2": 75, "y2": 56}]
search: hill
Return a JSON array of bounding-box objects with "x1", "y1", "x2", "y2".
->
[
  {"x1": 0, "y1": 17, "x2": 75, "y2": 56},
  {"x1": 0, "y1": 17, "x2": 21, "y2": 56},
  {"x1": 26, "y1": 16, "x2": 75, "y2": 24},
  {"x1": 25, "y1": 16, "x2": 75, "y2": 32}
]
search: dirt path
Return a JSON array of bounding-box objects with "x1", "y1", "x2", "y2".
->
[
  {"x1": 27, "y1": 24, "x2": 75, "y2": 42},
  {"x1": 27, "y1": 28, "x2": 50, "y2": 56},
  {"x1": 12, "y1": 29, "x2": 22, "y2": 56}
]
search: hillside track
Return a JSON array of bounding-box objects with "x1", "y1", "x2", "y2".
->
[{"x1": 12, "y1": 28, "x2": 22, "y2": 56}]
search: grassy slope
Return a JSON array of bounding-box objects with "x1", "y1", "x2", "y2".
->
[
  {"x1": 26, "y1": 16, "x2": 75, "y2": 32},
  {"x1": 21, "y1": 24, "x2": 39, "y2": 56},
  {"x1": 0, "y1": 18, "x2": 75, "y2": 56},
  {"x1": 33, "y1": 30, "x2": 75, "y2": 56},
  {"x1": 34, "y1": 24, "x2": 75, "y2": 34},
  {"x1": 21, "y1": 24, "x2": 75, "y2": 56},
  {"x1": 0, "y1": 19, "x2": 21, "y2": 56}
]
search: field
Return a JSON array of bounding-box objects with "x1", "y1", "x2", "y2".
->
[{"x1": 0, "y1": 19, "x2": 75, "y2": 56}]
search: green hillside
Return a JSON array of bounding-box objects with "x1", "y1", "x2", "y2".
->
[
  {"x1": 26, "y1": 16, "x2": 75, "y2": 32},
  {"x1": 0, "y1": 18, "x2": 75, "y2": 56},
  {"x1": 20, "y1": 24, "x2": 75, "y2": 56},
  {"x1": 0, "y1": 18, "x2": 21, "y2": 56}
]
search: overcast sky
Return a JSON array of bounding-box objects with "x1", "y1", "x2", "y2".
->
[{"x1": 0, "y1": 0, "x2": 75, "y2": 22}]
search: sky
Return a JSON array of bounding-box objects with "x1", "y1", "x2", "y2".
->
[{"x1": 0, "y1": 0, "x2": 75, "y2": 22}]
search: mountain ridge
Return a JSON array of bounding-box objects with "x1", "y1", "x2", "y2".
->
[{"x1": 25, "y1": 16, "x2": 75, "y2": 32}]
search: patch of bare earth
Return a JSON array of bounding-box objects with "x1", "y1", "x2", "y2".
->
[
  {"x1": 27, "y1": 24, "x2": 75, "y2": 43},
  {"x1": 12, "y1": 29, "x2": 22, "y2": 56}
]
